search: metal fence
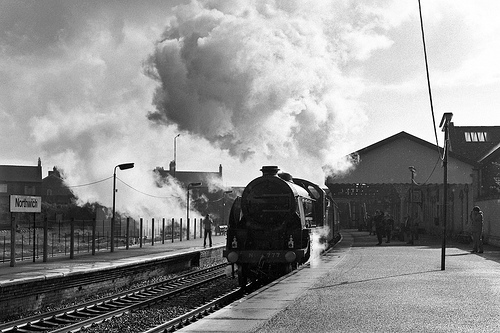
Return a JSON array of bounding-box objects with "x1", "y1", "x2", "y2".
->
[{"x1": 0, "y1": 216, "x2": 213, "y2": 266}]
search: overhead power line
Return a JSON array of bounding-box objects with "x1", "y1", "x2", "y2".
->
[
  {"x1": 116, "y1": 177, "x2": 182, "y2": 199},
  {"x1": 65, "y1": 176, "x2": 113, "y2": 188}
]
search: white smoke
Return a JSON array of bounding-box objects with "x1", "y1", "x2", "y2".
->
[
  {"x1": 309, "y1": 226, "x2": 330, "y2": 268},
  {"x1": 145, "y1": 0, "x2": 395, "y2": 183},
  {"x1": 0, "y1": 0, "x2": 401, "y2": 219}
]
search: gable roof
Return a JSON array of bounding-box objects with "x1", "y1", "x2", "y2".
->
[
  {"x1": 356, "y1": 131, "x2": 473, "y2": 165},
  {"x1": 327, "y1": 131, "x2": 475, "y2": 185},
  {"x1": 448, "y1": 122, "x2": 500, "y2": 163}
]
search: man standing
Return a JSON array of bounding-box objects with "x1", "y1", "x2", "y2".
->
[
  {"x1": 374, "y1": 210, "x2": 384, "y2": 246},
  {"x1": 203, "y1": 214, "x2": 213, "y2": 248},
  {"x1": 470, "y1": 206, "x2": 484, "y2": 253}
]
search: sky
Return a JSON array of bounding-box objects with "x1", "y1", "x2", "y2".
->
[{"x1": 1, "y1": 0, "x2": 499, "y2": 218}]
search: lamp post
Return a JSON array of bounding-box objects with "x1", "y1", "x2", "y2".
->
[
  {"x1": 112, "y1": 162, "x2": 134, "y2": 252},
  {"x1": 173, "y1": 134, "x2": 180, "y2": 177},
  {"x1": 186, "y1": 182, "x2": 202, "y2": 240},
  {"x1": 409, "y1": 166, "x2": 416, "y2": 245},
  {"x1": 439, "y1": 112, "x2": 453, "y2": 270}
]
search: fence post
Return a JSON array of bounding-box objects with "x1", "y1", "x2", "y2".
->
[
  {"x1": 32, "y1": 213, "x2": 36, "y2": 263},
  {"x1": 194, "y1": 217, "x2": 196, "y2": 239},
  {"x1": 70, "y1": 218, "x2": 75, "y2": 259},
  {"x1": 140, "y1": 218, "x2": 143, "y2": 248},
  {"x1": 126, "y1": 217, "x2": 130, "y2": 250},
  {"x1": 162, "y1": 218, "x2": 165, "y2": 244},
  {"x1": 180, "y1": 218, "x2": 183, "y2": 242},
  {"x1": 152, "y1": 218, "x2": 155, "y2": 246},
  {"x1": 10, "y1": 213, "x2": 15, "y2": 267},
  {"x1": 171, "y1": 218, "x2": 174, "y2": 243},
  {"x1": 43, "y1": 217, "x2": 48, "y2": 262},
  {"x1": 92, "y1": 218, "x2": 96, "y2": 255}
]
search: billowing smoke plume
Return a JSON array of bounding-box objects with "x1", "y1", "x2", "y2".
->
[
  {"x1": 145, "y1": 0, "x2": 391, "y2": 180},
  {"x1": 0, "y1": 0, "x2": 398, "y2": 220}
]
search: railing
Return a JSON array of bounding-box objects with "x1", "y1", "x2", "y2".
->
[{"x1": 0, "y1": 216, "x2": 222, "y2": 265}]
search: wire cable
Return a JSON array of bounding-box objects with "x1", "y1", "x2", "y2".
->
[
  {"x1": 65, "y1": 176, "x2": 113, "y2": 188},
  {"x1": 418, "y1": 0, "x2": 440, "y2": 151},
  {"x1": 116, "y1": 176, "x2": 182, "y2": 199},
  {"x1": 413, "y1": 0, "x2": 445, "y2": 186}
]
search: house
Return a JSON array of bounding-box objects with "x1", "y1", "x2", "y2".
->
[
  {"x1": 0, "y1": 159, "x2": 43, "y2": 229},
  {"x1": 41, "y1": 167, "x2": 76, "y2": 205},
  {"x1": 326, "y1": 131, "x2": 475, "y2": 237},
  {"x1": 447, "y1": 122, "x2": 500, "y2": 245},
  {"x1": 154, "y1": 161, "x2": 229, "y2": 224}
]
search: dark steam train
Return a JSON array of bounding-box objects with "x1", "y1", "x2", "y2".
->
[{"x1": 223, "y1": 166, "x2": 339, "y2": 287}]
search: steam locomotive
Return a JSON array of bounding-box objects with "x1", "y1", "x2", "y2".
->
[{"x1": 223, "y1": 166, "x2": 339, "y2": 287}]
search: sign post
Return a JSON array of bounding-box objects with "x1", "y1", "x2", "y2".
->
[{"x1": 9, "y1": 195, "x2": 42, "y2": 267}]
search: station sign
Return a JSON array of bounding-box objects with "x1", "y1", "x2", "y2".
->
[{"x1": 10, "y1": 195, "x2": 42, "y2": 213}]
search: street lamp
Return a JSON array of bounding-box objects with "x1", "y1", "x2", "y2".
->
[
  {"x1": 439, "y1": 112, "x2": 453, "y2": 270},
  {"x1": 186, "y1": 182, "x2": 202, "y2": 240},
  {"x1": 173, "y1": 134, "x2": 180, "y2": 177},
  {"x1": 408, "y1": 166, "x2": 416, "y2": 245},
  {"x1": 112, "y1": 162, "x2": 134, "y2": 252}
]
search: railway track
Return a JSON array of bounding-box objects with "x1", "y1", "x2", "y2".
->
[{"x1": 0, "y1": 263, "x2": 231, "y2": 333}]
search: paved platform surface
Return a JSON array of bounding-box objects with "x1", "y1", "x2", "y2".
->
[
  {"x1": 179, "y1": 230, "x2": 500, "y2": 333},
  {"x1": 0, "y1": 235, "x2": 227, "y2": 286}
]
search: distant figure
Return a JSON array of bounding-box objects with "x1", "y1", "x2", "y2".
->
[
  {"x1": 404, "y1": 215, "x2": 413, "y2": 245},
  {"x1": 385, "y1": 214, "x2": 394, "y2": 243},
  {"x1": 374, "y1": 210, "x2": 385, "y2": 245},
  {"x1": 366, "y1": 214, "x2": 373, "y2": 235},
  {"x1": 470, "y1": 206, "x2": 484, "y2": 253},
  {"x1": 203, "y1": 214, "x2": 213, "y2": 248}
]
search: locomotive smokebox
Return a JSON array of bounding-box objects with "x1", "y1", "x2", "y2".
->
[{"x1": 260, "y1": 165, "x2": 279, "y2": 176}]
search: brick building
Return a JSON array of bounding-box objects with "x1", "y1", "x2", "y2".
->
[{"x1": 0, "y1": 159, "x2": 43, "y2": 229}]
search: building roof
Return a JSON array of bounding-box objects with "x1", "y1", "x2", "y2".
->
[
  {"x1": 448, "y1": 122, "x2": 500, "y2": 163},
  {"x1": 356, "y1": 131, "x2": 473, "y2": 165},
  {"x1": 326, "y1": 131, "x2": 475, "y2": 185},
  {"x1": 0, "y1": 165, "x2": 42, "y2": 183}
]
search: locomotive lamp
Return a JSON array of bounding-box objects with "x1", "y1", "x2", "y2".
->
[
  {"x1": 112, "y1": 162, "x2": 134, "y2": 252},
  {"x1": 186, "y1": 182, "x2": 202, "y2": 240}
]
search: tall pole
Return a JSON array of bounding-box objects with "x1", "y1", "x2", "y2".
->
[
  {"x1": 442, "y1": 125, "x2": 449, "y2": 270},
  {"x1": 409, "y1": 166, "x2": 416, "y2": 245},
  {"x1": 187, "y1": 187, "x2": 190, "y2": 240},
  {"x1": 186, "y1": 182, "x2": 202, "y2": 240},
  {"x1": 112, "y1": 166, "x2": 117, "y2": 252},
  {"x1": 111, "y1": 163, "x2": 134, "y2": 253},
  {"x1": 440, "y1": 113, "x2": 453, "y2": 270}
]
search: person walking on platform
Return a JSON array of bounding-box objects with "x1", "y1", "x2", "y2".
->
[
  {"x1": 203, "y1": 214, "x2": 213, "y2": 248},
  {"x1": 470, "y1": 206, "x2": 484, "y2": 253},
  {"x1": 374, "y1": 210, "x2": 384, "y2": 245}
]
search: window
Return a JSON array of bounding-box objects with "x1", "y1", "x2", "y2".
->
[
  {"x1": 0, "y1": 184, "x2": 6, "y2": 193},
  {"x1": 24, "y1": 185, "x2": 36, "y2": 195},
  {"x1": 464, "y1": 132, "x2": 489, "y2": 142}
]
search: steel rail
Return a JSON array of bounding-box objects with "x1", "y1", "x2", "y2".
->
[{"x1": 0, "y1": 264, "x2": 227, "y2": 333}]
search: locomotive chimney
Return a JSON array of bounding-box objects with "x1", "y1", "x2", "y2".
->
[{"x1": 260, "y1": 165, "x2": 279, "y2": 176}]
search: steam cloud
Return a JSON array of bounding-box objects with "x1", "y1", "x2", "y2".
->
[
  {"x1": 0, "y1": 0, "x2": 398, "y2": 219},
  {"x1": 145, "y1": 0, "x2": 391, "y2": 178}
]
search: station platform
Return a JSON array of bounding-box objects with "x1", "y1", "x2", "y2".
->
[
  {"x1": 0, "y1": 235, "x2": 227, "y2": 287},
  {"x1": 178, "y1": 230, "x2": 500, "y2": 333}
]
